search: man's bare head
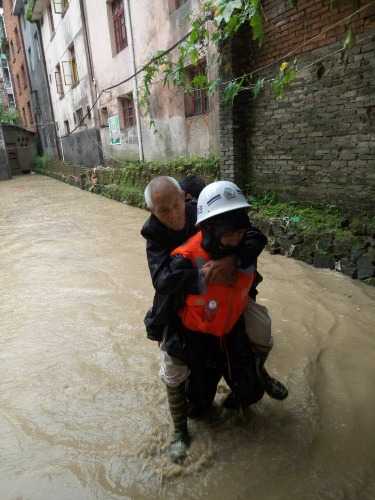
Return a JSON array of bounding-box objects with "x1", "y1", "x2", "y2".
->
[{"x1": 144, "y1": 176, "x2": 186, "y2": 231}]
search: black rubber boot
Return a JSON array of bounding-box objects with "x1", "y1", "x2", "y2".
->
[
  {"x1": 254, "y1": 355, "x2": 288, "y2": 401},
  {"x1": 166, "y1": 383, "x2": 190, "y2": 463},
  {"x1": 222, "y1": 391, "x2": 241, "y2": 410}
]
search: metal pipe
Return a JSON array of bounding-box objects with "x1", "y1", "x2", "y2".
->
[
  {"x1": 79, "y1": 0, "x2": 100, "y2": 132},
  {"x1": 37, "y1": 22, "x2": 62, "y2": 160},
  {"x1": 125, "y1": 0, "x2": 144, "y2": 161}
]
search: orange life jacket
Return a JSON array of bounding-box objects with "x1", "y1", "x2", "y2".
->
[{"x1": 171, "y1": 231, "x2": 255, "y2": 337}]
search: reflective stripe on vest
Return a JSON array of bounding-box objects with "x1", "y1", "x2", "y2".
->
[{"x1": 171, "y1": 231, "x2": 255, "y2": 336}]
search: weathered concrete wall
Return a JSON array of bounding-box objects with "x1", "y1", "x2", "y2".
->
[
  {"x1": 84, "y1": 0, "x2": 219, "y2": 161},
  {"x1": 61, "y1": 128, "x2": 103, "y2": 166},
  {"x1": 0, "y1": 126, "x2": 11, "y2": 181},
  {"x1": 19, "y1": 7, "x2": 59, "y2": 158},
  {"x1": 38, "y1": 0, "x2": 95, "y2": 144}
]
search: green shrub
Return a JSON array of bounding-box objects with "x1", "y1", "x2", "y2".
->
[{"x1": 33, "y1": 155, "x2": 50, "y2": 173}]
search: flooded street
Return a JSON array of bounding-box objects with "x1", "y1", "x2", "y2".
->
[{"x1": 1, "y1": 175, "x2": 375, "y2": 500}]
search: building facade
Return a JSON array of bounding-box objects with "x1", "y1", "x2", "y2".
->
[
  {"x1": 15, "y1": 0, "x2": 59, "y2": 157},
  {"x1": 2, "y1": 0, "x2": 35, "y2": 130},
  {"x1": 0, "y1": 14, "x2": 16, "y2": 111},
  {"x1": 30, "y1": 0, "x2": 102, "y2": 165},
  {"x1": 82, "y1": 0, "x2": 219, "y2": 162}
]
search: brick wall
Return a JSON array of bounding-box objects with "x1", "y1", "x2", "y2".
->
[
  {"x1": 245, "y1": 1, "x2": 375, "y2": 214},
  {"x1": 257, "y1": 0, "x2": 375, "y2": 67},
  {"x1": 218, "y1": 0, "x2": 375, "y2": 214},
  {"x1": 219, "y1": 25, "x2": 253, "y2": 184},
  {"x1": 2, "y1": 0, "x2": 35, "y2": 131}
]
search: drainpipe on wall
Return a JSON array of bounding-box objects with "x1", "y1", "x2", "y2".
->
[
  {"x1": 37, "y1": 23, "x2": 62, "y2": 160},
  {"x1": 125, "y1": 0, "x2": 144, "y2": 162},
  {"x1": 79, "y1": 0, "x2": 100, "y2": 132}
]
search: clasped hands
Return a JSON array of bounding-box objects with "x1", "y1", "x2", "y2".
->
[{"x1": 201, "y1": 255, "x2": 237, "y2": 286}]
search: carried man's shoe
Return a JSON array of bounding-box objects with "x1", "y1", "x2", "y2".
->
[{"x1": 255, "y1": 360, "x2": 288, "y2": 400}]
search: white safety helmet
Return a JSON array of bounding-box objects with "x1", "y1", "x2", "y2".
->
[{"x1": 196, "y1": 180, "x2": 250, "y2": 225}]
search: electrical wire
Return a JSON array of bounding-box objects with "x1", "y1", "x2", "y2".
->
[{"x1": 64, "y1": 1, "x2": 374, "y2": 138}]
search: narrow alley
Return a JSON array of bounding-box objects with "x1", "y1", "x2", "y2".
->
[{"x1": 1, "y1": 175, "x2": 375, "y2": 500}]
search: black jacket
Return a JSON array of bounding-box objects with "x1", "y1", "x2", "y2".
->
[
  {"x1": 141, "y1": 202, "x2": 199, "y2": 341},
  {"x1": 141, "y1": 202, "x2": 268, "y2": 341}
]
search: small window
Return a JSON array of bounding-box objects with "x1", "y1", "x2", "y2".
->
[
  {"x1": 184, "y1": 61, "x2": 209, "y2": 117},
  {"x1": 55, "y1": 63, "x2": 64, "y2": 97},
  {"x1": 120, "y1": 93, "x2": 135, "y2": 129},
  {"x1": 22, "y1": 107, "x2": 27, "y2": 126},
  {"x1": 100, "y1": 107, "x2": 109, "y2": 127},
  {"x1": 3, "y1": 68, "x2": 10, "y2": 87},
  {"x1": 21, "y1": 65, "x2": 27, "y2": 89},
  {"x1": 62, "y1": 43, "x2": 79, "y2": 86},
  {"x1": 53, "y1": 0, "x2": 69, "y2": 15},
  {"x1": 171, "y1": 0, "x2": 187, "y2": 11},
  {"x1": 10, "y1": 40, "x2": 15, "y2": 61},
  {"x1": 14, "y1": 27, "x2": 21, "y2": 52},
  {"x1": 27, "y1": 102, "x2": 34, "y2": 125},
  {"x1": 64, "y1": 120, "x2": 70, "y2": 135},
  {"x1": 47, "y1": 2, "x2": 55, "y2": 36},
  {"x1": 75, "y1": 107, "x2": 84, "y2": 126},
  {"x1": 16, "y1": 74, "x2": 22, "y2": 95},
  {"x1": 111, "y1": 0, "x2": 127, "y2": 54}
]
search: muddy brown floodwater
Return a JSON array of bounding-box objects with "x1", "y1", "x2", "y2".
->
[{"x1": 1, "y1": 175, "x2": 375, "y2": 500}]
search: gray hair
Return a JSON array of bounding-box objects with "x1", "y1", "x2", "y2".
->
[{"x1": 144, "y1": 176, "x2": 182, "y2": 210}]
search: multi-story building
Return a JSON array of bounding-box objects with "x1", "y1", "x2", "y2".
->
[
  {"x1": 14, "y1": 0, "x2": 59, "y2": 157},
  {"x1": 2, "y1": 0, "x2": 35, "y2": 130},
  {"x1": 29, "y1": 0, "x2": 219, "y2": 163},
  {"x1": 83, "y1": 0, "x2": 219, "y2": 161},
  {"x1": 30, "y1": 0, "x2": 102, "y2": 166},
  {"x1": 0, "y1": 14, "x2": 16, "y2": 111}
]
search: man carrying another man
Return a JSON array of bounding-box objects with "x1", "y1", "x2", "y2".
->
[{"x1": 141, "y1": 176, "x2": 287, "y2": 463}]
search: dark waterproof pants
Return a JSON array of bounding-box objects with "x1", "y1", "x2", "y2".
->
[{"x1": 167, "y1": 318, "x2": 265, "y2": 411}]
